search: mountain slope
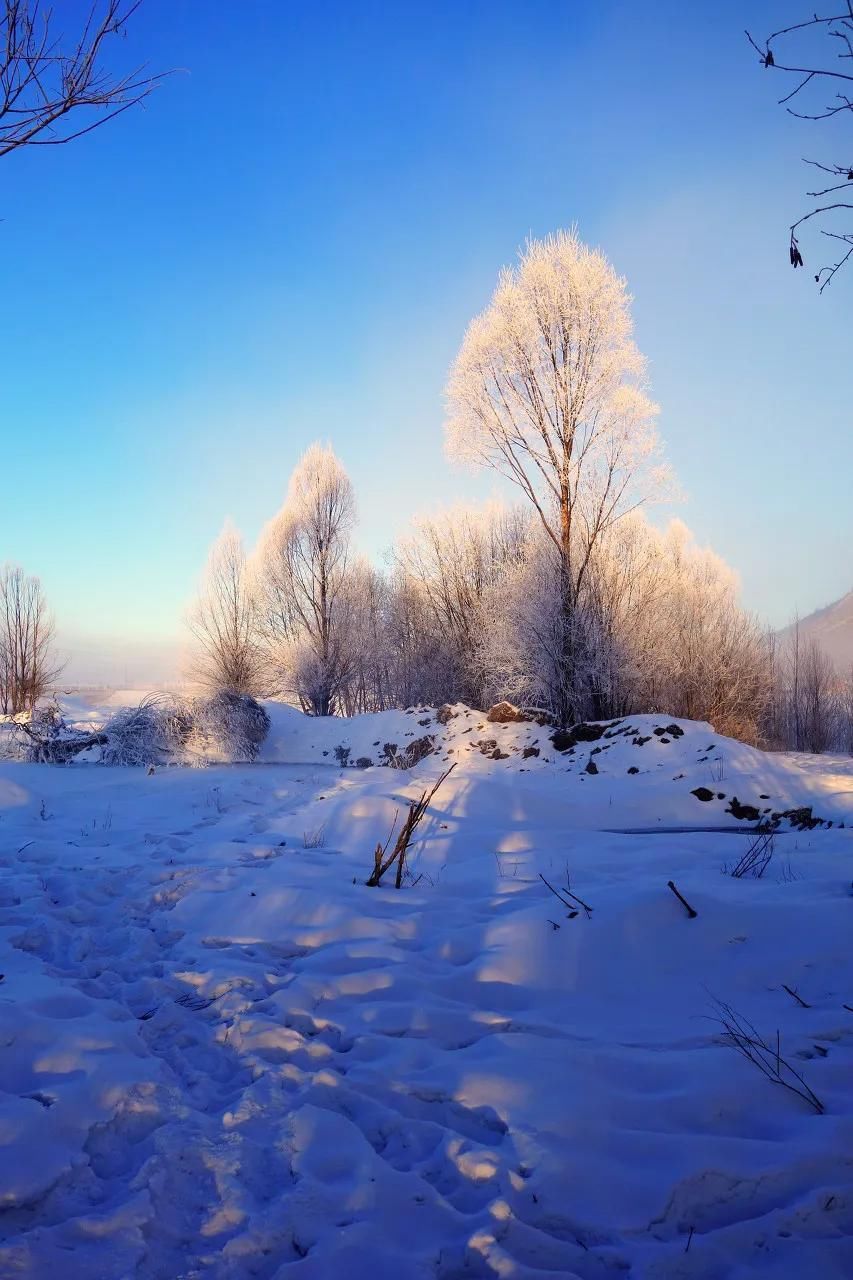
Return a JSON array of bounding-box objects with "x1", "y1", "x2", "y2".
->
[{"x1": 781, "y1": 589, "x2": 853, "y2": 670}]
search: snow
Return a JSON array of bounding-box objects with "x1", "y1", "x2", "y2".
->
[{"x1": 0, "y1": 703, "x2": 851, "y2": 1276}]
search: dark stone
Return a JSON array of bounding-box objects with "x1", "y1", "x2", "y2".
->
[
  {"x1": 726, "y1": 796, "x2": 761, "y2": 822},
  {"x1": 585, "y1": 759, "x2": 599, "y2": 775},
  {"x1": 404, "y1": 736, "x2": 436, "y2": 767},
  {"x1": 627, "y1": 766, "x2": 639, "y2": 775},
  {"x1": 692, "y1": 787, "x2": 715, "y2": 802},
  {"x1": 522, "y1": 746, "x2": 540, "y2": 759}
]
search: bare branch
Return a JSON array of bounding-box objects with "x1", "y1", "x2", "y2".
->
[
  {"x1": 747, "y1": 10, "x2": 853, "y2": 284},
  {"x1": 0, "y1": 1, "x2": 169, "y2": 160}
]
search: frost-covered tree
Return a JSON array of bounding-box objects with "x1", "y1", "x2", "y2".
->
[
  {"x1": 446, "y1": 229, "x2": 667, "y2": 721},
  {"x1": 0, "y1": 563, "x2": 60, "y2": 714},
  {"x1": 395, "y1": 503, "x2": 529, "y2": 706},
  {"x1": 187, "y1": 521, "x2": 265, "y2": 697},
  {"x1": 471, "y1": 515, "x2": 773, "y2": 740},
  {"x1": 647, "y1": 522, "x2": 773, "y2": 744},
  {"x1": 252, "y1": 443, "x2": 357, "y2": 716},
  {"x1": 337, "y1": 560, "x2": 392, "y2": 715},
  {"x1": 381, "y1": 569, "x2": 455, "y2": 710}
]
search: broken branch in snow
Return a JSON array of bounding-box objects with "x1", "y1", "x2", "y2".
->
[
  {"x1": 366, "y1": 765, "x2": 455, "y2": 888},
  {"x1": 538, "y1": 873, "x2": 578, "y2": 919},
  {"x1": 667, "y1": 879, "x2": 697, "y2": 918},
  {"x1": 711, "y1": 997, "x2": 825, "y2": 1115},
  {"x1": 782, "y1": 983, "x2": 811, "y2": 1009},
  {"x1": 539, "y1": 870, "x2": 592, "y2": 918}
]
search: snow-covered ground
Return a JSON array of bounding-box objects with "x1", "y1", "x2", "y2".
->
[{"x1": 0, "y1": 703, "x2": 852, "y2": 1277}]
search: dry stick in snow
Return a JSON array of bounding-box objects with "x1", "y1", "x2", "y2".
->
[
  {"x1": 667, "y1": 879, "x2": 697, "y2": 918},
  {"x1": 782, "y1": 983, "x2": 811, "y2": 1009},
  {"x1": 538, "y1": 874, "x2": 578, "y2": 918},
  {"x1": 562, "y1": 868, "x2": 594, "y2": 917},
  {"x1": 366, "y1": 765, "x2": 456, "y2": 888},
  {"x1": 730, "y1": 830, "x2": 774, "y2": 879}
]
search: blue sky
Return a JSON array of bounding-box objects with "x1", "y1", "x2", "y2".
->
[{"x1": 1, "y1": 0, "x2": 850, "y2": 672}]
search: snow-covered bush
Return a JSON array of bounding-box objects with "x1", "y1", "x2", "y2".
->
[
  {"x1": 101, "y1": 694, "x2": 191, "y2": 767},
  {"x1": 187, "y1": 690, "x2": 270, "y2": 763}
]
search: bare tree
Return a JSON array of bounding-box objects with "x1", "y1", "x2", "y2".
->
[
  {"x1": 252, "y1": 443, "x2": 357, "y2": 716},
  {"x1": 187, "y1": 521, "x2": 265, "y2": 697},
  {"x1": 0, "y1": 563, "x2": 61, "y2": 714},
  {"x1": 383, "y1": 568, "x2": 456, "y2": 710},
  {"x1": 746, "y1": 8, "x2": 853, "y2": 288},
  {"x1": 446, "y1": 229, "x2": 668, "y2": 722},
  {"x1": 797, "y1": 637, "x2": 839, "y2": 752},
  {"x1": 840, "y1": 664, "x2": 853, "y2": 752},
  {"x1": 0, "y1": 1, "x2": 166, "y2": 161}
]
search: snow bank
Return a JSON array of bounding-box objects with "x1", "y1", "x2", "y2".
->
[
  {"x1": 0, "y1": 705, "x2": 851, "y2": 1275},
  {"x1": 257, "y1": 701, "x2": 853, "y2": 830}
]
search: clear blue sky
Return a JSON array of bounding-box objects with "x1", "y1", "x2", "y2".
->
[{"x1": 1, "y1": 0, "x2": 850, "y2": 669}]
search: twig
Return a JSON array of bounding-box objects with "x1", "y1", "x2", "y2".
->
[
  {"x1": 710, "y1": 997, "x2": 824, "y2": 1115},
  {"x1": 685, "y1": 1225, "x2": 694, "y2": 1254},
  {"x1": 667, "y1": 879, "x2": 697, "y2": 918},
  {"x1": 782, "y1": 983, "x2": 811, "y2": 1009},
  {"x1": 563, "y1": 868, "x2": 593, "y2": 916},
  {"x1": 539, "y1": 872, "x2": 572, "y2": 908}
]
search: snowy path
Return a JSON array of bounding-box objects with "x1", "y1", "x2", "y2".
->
[{"x1": 0, "y1": 748, "x2": 852, "y2": 1277}]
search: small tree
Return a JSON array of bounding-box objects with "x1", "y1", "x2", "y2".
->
[
  {"x1": 188, "y1": 521, "x2": 265, "y2": 697},
  {"x1": 395, "y1": 503, "x2": 529, "y2": 707},
  {"x1": 252, "y1": 443, "x2": 357, "y2": 716},
  {"x1": 798, "y1": 638, "x2": 838, "y2": 752},
  {"x1": 0, "y1": 563, "x2": 61, "y2": 714},
  {"x1": 446, "y1": 229, "x2": 667, "y2": 722}
]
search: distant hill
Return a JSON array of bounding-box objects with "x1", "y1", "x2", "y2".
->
[{"x1": 780, "y1": 590, "x2": 853, "y2": 671}]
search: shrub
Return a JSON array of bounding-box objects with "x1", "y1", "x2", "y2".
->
[
  {"x1": 188, "y1": 690, "x2": 270, "y2": 763},
  {"x1": 101, "y1": 694, "x2": 191, "y2": 766}
]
